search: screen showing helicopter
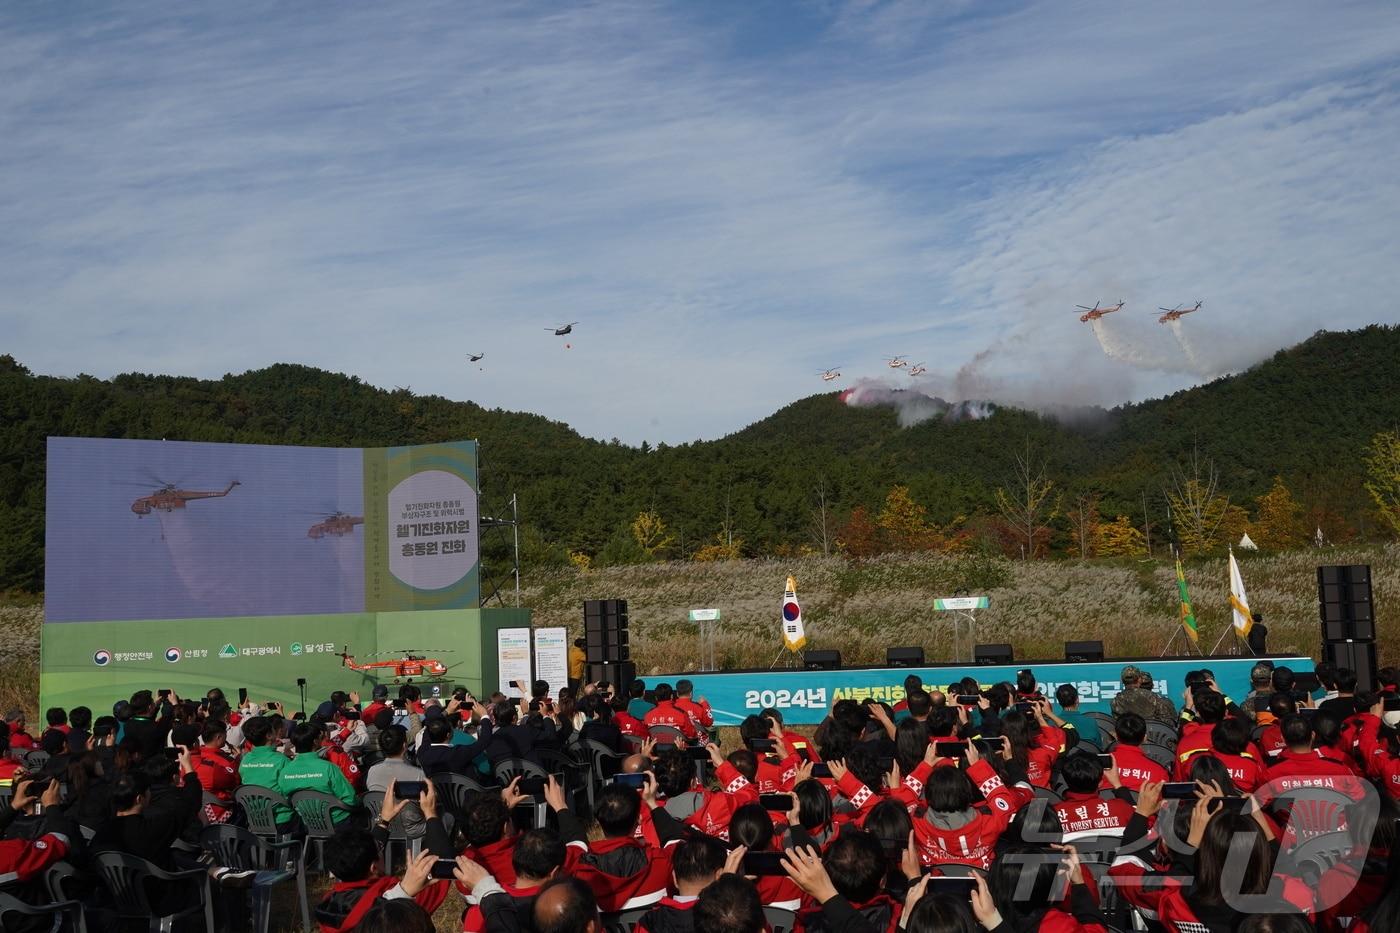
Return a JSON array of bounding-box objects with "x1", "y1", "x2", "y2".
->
[{"x1": 44, "y1": 437, "x2": 480, "y2": 623}]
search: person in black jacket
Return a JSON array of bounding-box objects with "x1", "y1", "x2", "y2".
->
[
  {"x1": 417, "y1": 716, "x2": 481, "y2": 775},
  {"x1": 475, "y1": 702, "x2": 558, "y2": 766},
  {"x1": 120, "y1": 689, "x2": 174, "y2": 758},
  {"x1": 577, "y1": 694, "x2": 624, "y2": 753},
  {"x1": 88, "y1": 750, "x2": 202, "y2": 871}
]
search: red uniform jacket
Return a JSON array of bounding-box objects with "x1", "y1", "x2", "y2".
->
[
  {"x1": 1110, "y1": 856, "x2": 1312, "y2": 933},
  {"x1": 644, "y1": 702, "x2": 700, "y2": 741},
  {"x1": 1052, "y1": 791, "x2": 1135, "y2": 842},
  {"x1": 754, "y1": 753, "x2": 802, "y2": 794},
  {"x1": 1175, "y1": 748, "x2": 1266, "y2": 793},
  {"x1": 324, "y1": 745, "x2": 363, "y2": 791},
  {"x1": 893, "y1": 760, "x2": 1030, "y2": 869},
  {"x1": 0, "y1": 832, "x2": 68, "y2": 885},
  {"x1": 568, "y1": 835, "x2": 676, "y2": 912},
  {"x1": 315, "y1": 876, "x2": 449, "y2": 933},
  {"x1": 1101, "y1": 745, "x2": 1167, "y2": 793},
  {"x1": 672, "y1": 696, "x2": 713, "y2": 731},
  {"x1": 460, "y1": 835, "x2": 518, "y2": 887},
  {"x1": 676, "y1": 761, "x2": 760, "y2": 840},
  {"x1": 195, "y1": 745, "x2": 241, "y2": 822},
  {"x1": 615, "y1": 711, "x2": 647, "y2": 739},
  {"x1": 1258, "y1": 724, "x2": 1285, "y2": 759},
  {"x1": 1355, "y1": 715, "x2": 1400, "y2": 801}
]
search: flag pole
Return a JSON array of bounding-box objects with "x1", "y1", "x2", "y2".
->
[{"x1": 1211, "y1": 546, "x2": 1247, "y2": 656}]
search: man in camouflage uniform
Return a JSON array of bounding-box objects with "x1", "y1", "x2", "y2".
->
[
  {"x1": 1240, "y1": 661, "x2": 1276, "y2": 721},
  {"x1": 1112, "y1": 665, "x2": 1177, "y2": 724}
]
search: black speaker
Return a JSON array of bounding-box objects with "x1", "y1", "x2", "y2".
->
[
  {"x1": 974, "y1": 643, "x2": 1014, "y2": 666},
  {"x1": 1323, "y1": 617, "x2": 1376, "y2": 642},
  {"x1": 1064, "y1": 640, "x2": 1104, "y2": 663},
  {"x1": 1322, "y1": 641, "x2": 1378, "y2": 693},
  {"x1": 803, "y1": 650, "x2": 841, "y2": 670},
  {"x1": 1318, "y1": 565, "x2": 1373, "y2": 631},
  {"x1": 886, "y1": 646, "x2": 925, "y2": 668},
  {"x1": 586, "y1": 660, "x2": 636, "y2": 688}
]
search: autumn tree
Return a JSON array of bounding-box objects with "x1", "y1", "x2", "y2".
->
[
  {"x1": 1096, "y1": 515, "x2": 1147, "y2": 557},
  {"x1": 630, "y1": 509, "x2": 674, "y2": 559},
  {"x1": 692, "y1": 534, "x2": 744, "y2": 562},
  {"x1": 836, "y1": 506, "x2": 881, "y2": 559},
  {"x1": 1252, "y1": 476, "x2": 1303, "y2": 549},
  {"x1": 994, "y1": 443, "x2": 1057, "y2": 559},
  {"x1": 1363, "y1": 429, "x2": 1400, "y2": 538},
  {"x1": 878, "y1": 486, "x2": 933, "y2": 551},
  {"x1": 1067, "y1": 494, "x2": 1101, "y2": 559},
  {"x1": 1165, "y1": 448, "x2": 1231, "y2": 554}
]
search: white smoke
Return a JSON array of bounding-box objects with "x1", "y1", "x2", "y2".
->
[
  {"x1": 841, "y1": 380, "x2": 997, "y2": 427},
  {"x1": 1167, "y1": 319, "x2": 1213, "y2": 376},
  {"x1": 1089, "y1": 317, "x2": 1195, "y2": 372}
]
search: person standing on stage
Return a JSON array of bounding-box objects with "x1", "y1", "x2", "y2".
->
[{"x1": 569, "y1": 638, "x2": 587, "y2": 693}]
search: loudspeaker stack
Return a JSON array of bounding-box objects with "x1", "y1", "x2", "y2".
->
[
  {"x1": 584, "y1": 599, "x2": 635, "y2": 688},
  {"x1": 1317, "y1": 565, "x2": 1378, "y2": 692}
]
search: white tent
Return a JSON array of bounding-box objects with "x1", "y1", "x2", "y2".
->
[{"x1": 1238, "y1": 533, "x2": 1259, "y2": 551}]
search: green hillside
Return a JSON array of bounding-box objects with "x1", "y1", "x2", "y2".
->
[{"x1": 3, "y1": 325, "x2": 1399, "y2": 591}]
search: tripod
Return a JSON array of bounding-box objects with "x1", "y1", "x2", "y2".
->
[{"x1": 1160, "y1": 624, "x2": 1204, "y2": 657}]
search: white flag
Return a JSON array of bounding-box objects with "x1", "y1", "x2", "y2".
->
[
  {"x1": 781, "y1": 575, "x2": 806, "y2": 651},
  {"x1": 1229, "y1": 550, "x2": 1254, "y2": 636}
]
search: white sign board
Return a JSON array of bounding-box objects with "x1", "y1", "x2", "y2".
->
[
  {"x1": 688, "y1": 608, "x2": 721, "y2": 623},
  {"x1": 934, "y1": 596, "x2": 990, "y2": 611},
  {"x1": 497, "y1": 627, "x2": 533, "y2": 698},
  {"x1": 533, "y1": 627, "x2": 570, "y2": 699}
]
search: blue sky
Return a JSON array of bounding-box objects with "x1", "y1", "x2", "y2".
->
[{"x1": 3, "y1": 1, "x2": 1400, "y2": 444}]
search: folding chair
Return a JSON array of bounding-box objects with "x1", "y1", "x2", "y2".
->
[
  {"x1": 359, "y1": 791, "x2": 420, "y2": 873},
  {"x1": 289, "y1": 790, "x2": 359, "y2": 928},
  {"x1": 599, "y1": 907, "x2": 650, "y2": 933},
  {"x1": 234, "y1": 785, "x2": 294, "y2": 841},
  {"x1": 493, "y1": 759, "x2": 550, "y2": 828},
  {"x1": 764, "y1": 906, "x2": 798, "y2": 933}
]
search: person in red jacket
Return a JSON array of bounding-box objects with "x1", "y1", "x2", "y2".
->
[
  {"x1": 635, "y1": 835, "x2": 744, "y2": 933},
  {"x1": 194, "y1": 720, "x2": 240, "y2": 823},
  {"x1": 1354, "y1": 701, "x2": 1400, "y2": 800},
  {"x1": 315, "y1": 825, "x2": 451, "y2": 932},
  {"x1": 1053, "y1": 754, "x2": 1136, "y2": 843},
  {"x1": 787, "y1": 831, "x2": 904, "y2": 933},
  {"x1": 1103, "y1": 714, "x2": 1168, "y2": 793},
  {"x1": 3, "y1": 710, "x2": 35, "y2": 751},
  {"x1": 1109, "y1": 781, "x2": 1312, "y2": 933},
  {"x1": 643, "y1": 683, "x2": 700, "y2": 742},
  {"x1": 0, "y1": 828, "x2": 70, "y2": 889},
  {"x1": 672, "y1": 679, "x2": 714, "y2": 736},
  {"x1": 738, "y1": 716, "x2": 803, "y2": 793},
  {"x1": 559, "y1": 776, "x2": 682, "y2": 912},
  {"x1": 650, "y1": 743, "x2": 760, "y2": 841},
  {"x1": 762, "y1": 707, "x2": 813, "y2": 762},
  {"x1": 891, "y1": 741, "x2": 1032, "y2": 870},
  {"x1": 1177, "y1": 719, "x2": 1267, "y2": 793},
  {"x1": 729, "y1": 804, "x2": 803, "y2": 910},
  {"x1": 610, "y1": 694, "x2": 647, "y2": 742},
  {"x1": 460, "y1": 828, "x2": 566, "y2": 933},
  {"x1": 1265, "y1": 715, "x2": 1366, "y2": 797}
]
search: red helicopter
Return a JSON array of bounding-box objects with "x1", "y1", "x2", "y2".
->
[
  {"x1": 1075, "y1": 300, "x2": 1125, "y2": 323},
  {"x1": 1155, "y1": 301, "x2": 1203, "y2": 323},
  {"x1": 130, "y1": 479, "x2": 240, "y2": 516},
  {"x1": 339, "y1": 647, "x2": 453, "y2": 682},
  {"x1": 307, "y1": 512, "x2": 364, "y2": 539}
]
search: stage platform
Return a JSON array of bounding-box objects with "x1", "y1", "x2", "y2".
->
[{"x1": 640, "y1": 653, "x2": 1311, "y2": 726}]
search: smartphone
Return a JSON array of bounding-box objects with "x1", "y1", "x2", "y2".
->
[
  {"x1": 158, "y1": 689, "x2": 171, "y2": 699},
  {"x1": 1385, "y1": 696, "x2": 1400, "y2": 712},
  {"x1": 760, "y1": 793, "x2": 793, "y2": 811},
  {"x1": 972, "y1": 739, "x2": 997, "y2": 756},
  {"x1": 612, "y1": 772, "x2": 648, "y2": 790},
  {"x1": 395, "y1": 781, "x2": 426, "y2": 799},
  {"x1": 685, "y1": 746, "x2": 712, "y2": 761},
  {"x1": 955, "y1": 695, "x2": 980, "y2": 706},
  {"x1": 1252, "y1": 696, "x2": 1271, "y2": 712},
  {"x1": 810, "y1": 763, "x2": 832, "y2": 779},
  {"x1": 924, "y1": 877, "x2": 977, "y2": 897},
  {"x1": 163, "y1": 747, "x2": 182, "y2": 760},
  {"x1": 1162, "y1": 782, "x2": 1197, "y2": 799},
  {"x1": 742, "y1": 851, "x2": 788, "y2": 876},
  {"x1": 431, "y1": 859, "x2": 458, "y2": 880},
  {"x1": 1294, "y1": 673, "x2": 1321, "y2": 694},
  {"x1": 934, "y1": 741, "x2": 967, "y2": 758},
  {"x1": 749, "y1": 738, "x2": 775, "y2": 753},
  {"x1": 238, "y1": 687, "x2": 249, "y2": 706},
  {"x1": 1097, "y1": 754, "x2": 1115, "y2": 769},
  {"x1": 517, "y1": 776, "x2": 547, "y2": 796},
  {"x1": 1015, "y1": 701, "x2": 1035, "y2": 715},
  {"x1": 1209, "y1": 797, "x2": 1248, "y2": 814}
]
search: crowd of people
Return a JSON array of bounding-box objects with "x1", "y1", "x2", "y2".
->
[{"x1": 2, "y1": 658, "x2": 1400, "y2": 933}]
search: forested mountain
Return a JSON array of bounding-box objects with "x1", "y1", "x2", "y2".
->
[{"x1": 3, "y1": 325, "x2": 1398, "y2": 591}]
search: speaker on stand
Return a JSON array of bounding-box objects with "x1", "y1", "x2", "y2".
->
[{"x1": 584, "y1": 599, "x2": 633, "y2": 688}]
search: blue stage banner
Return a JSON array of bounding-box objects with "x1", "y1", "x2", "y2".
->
[{"x1": 642, "y1": 656, "x2": 1312, "y2": 726}]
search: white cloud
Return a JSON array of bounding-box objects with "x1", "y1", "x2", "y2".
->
[{"x1": 1, "y1": 1, "x2": 1398, "y2": 442}]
